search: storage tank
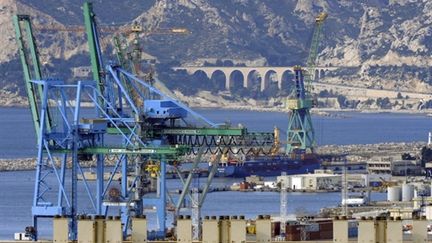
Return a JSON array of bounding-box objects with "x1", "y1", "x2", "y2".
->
[
  {"x1": 402, "y1": 184, "x2": 414, "y2": 202},
  {"x1": 426, "y1": 206, "x2": 432, "y2": 220},
  {"x1": 387, "y1": 186, "x2": 401, "y2": 201}
]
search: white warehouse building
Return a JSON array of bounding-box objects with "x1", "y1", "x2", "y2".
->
[{"x1": 277, "y1": 173, "x2": 341, "y2": 191}]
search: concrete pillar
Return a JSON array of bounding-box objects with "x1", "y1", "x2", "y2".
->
[
  {"x1": 332, "y1": 216, "x2": 348, "y2": 243},
  {"x1": 260, "y1": 78, "x2": 265, "y2": 92},
  {"x1": 376, "y1": 217, "x2": 386, "y2": 243},
  {"x1": 386, "y1": 217, "x2": 402, "y2": 243},
  {"x1": 358, "y1": 217, "x2": 376, "y2": 243},
  {"x1": 219, "y1": 216, "x2": 230, "y2": 243},
  {"x1": 230, "y1": 216, "x2": 246, "y2": 243},
  {"x1": 105, "y1": 216, "x2": 122, "y2": 243},
  {"x1": 53, "y1": 215, "x2": 68, "y2": 243},
  {"x1": 276, "y1": 71, "x2": 284, "y2": 90},
  {"x1": 78, "y1": 216, "x2": 96, "y2": 243},
  {"x1": 95, "y1": 215, "x2": 105, "y2": 243},
  {"x1": 314, "y1": 69, "x2": 319, "y2": 81},
  {"x1": 202, "y1": 216, "x2": 219, "y2": 243},
  {"x1": 241, "y1": 71, "x2": 249, "y2": 88},
  {"x1": 260, "y1": 74, "x2": 268, "y2": 92},
  {"x1": 412, "y1": 216, "x2": 428, "y2": 243},
  {"x1": 132, "y1": 216, "x2": 147, "y2": 243},
  {"x1": 225, "y1": 71, "x2": 232, "y2": 90},
  {"x1": 256, "y1": 215, "x2": 271, "y2": 243},
  {"x1": 177, "y1": 215, "x2": 192, "y2": 243},
  {"x1": 203, "y1": 70, "x2": 212, "y2": 80}
]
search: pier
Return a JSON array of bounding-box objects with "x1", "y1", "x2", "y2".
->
[{"x1": 4, "y1": 215, "x2": 432, "y2": 243}]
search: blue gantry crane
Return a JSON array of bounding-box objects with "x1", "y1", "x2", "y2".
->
[{"x1": 13, "y1": 2, "x2": 275, "y2": 240}]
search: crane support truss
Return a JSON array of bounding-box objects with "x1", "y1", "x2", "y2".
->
[
  {"x1": 286, "y1": 67, "x2": 315, "y2": 153},
  {"x1": 28, "y1": 79, "x2": 189, "y2": 240},
  {"x1": 107, "y1": 127, "x2": 275, "y2": 155}
]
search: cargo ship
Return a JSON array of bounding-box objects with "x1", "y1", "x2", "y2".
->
[
  {"x1": 215, "y1": 153, "x2": 321, "y2": 178},
  {"x1": 214, "y1": 127, "x2": 321, "y2": 178}
]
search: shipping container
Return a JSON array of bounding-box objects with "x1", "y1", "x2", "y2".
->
[
  {"x1": 319, "y1": 221, "x2": 333, "y2": 231},
  {"x1": 271, "y1": 222, "x2": 280, "y2": 237},
  {"x1": 319, "y1": 230, "x2": 333, "y2": 239},
  {"x1": 239, "y1": 182, "x2": 249, "y2": 190},
  {"x1": 285, "y1": 230, "x2": 301, "y2": 241},
  {"x1": 309, "y1": 231, "x2": 321, "y2": 240}
]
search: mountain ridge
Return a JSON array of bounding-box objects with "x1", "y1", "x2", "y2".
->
[{"x1": 1, "y1": 0, "x2": 432, "y2": 110}]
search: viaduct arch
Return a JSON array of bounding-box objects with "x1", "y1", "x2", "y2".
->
[{"x1": 172, "y1": 66, "x2": 337, "y2": 91}]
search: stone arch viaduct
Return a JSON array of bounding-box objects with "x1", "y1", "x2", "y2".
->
[{"x1": 172, "y1": 66, "x2": 338, "y2": 91}]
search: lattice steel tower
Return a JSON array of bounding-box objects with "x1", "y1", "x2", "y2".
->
[
  {"x1": 285, "y1": 13, "x2": 326, "y2": 154},
  {"x1": 286, "y1": 66, "x2": 315, "y2": 154}
]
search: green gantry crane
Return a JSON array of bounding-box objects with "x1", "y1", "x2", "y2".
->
[
  {"x1": 286, "y1": 12, "x2": 327, "y2": 154},
  {"x1": 13, "y1": 15, "x2": 53, "y2": 140}
]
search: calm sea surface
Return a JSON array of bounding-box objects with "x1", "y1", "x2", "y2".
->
[
  {"x1": 0, "y1": 169, "x2": 387, "y2": 239},
  {"x1": 1, "y1": 107, "x2": 431, "y2": 158},
  {"x1": 0, "y1": 107, "x2": 427, "y2": 238}
]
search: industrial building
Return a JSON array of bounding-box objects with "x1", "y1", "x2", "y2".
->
[
  {"x1": 277, "y1": 172, "x2": 341, "y2": 191},
  {"x1": 367, "y1": 156, "x2": 422, "y2": 175},
  {"x1": 321, "y1": 161, "x2": 368, "y2": 174}
]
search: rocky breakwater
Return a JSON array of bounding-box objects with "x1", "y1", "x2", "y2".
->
[
  {"x1": 0, "y1": 158, "x2": 36, "y2": 171},
  {"x1": 0, "y1": 157, "x2": 118, "y2": 171},
  {"x1": 0, "y1": 90, "x2": 28, "y2": 107},
  {"x1": 317, "y1": 142, "x2": 425, "y2": 159}
]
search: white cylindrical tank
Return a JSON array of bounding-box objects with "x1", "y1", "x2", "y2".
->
[
  {"x1": 426, "y1": 206, "x2": 432, "y2": 220},
  {"x1": 402, "y1": 184, "x2": 414, "y2": 202},
  {"x1": 387, "y1": 186, "x2": 402, "y2": 202}
]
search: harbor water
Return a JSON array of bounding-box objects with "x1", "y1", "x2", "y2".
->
[
  {"x1": 1, "y1": 107, "x2": 432, "y2": 158},
  {"x1": 0, "y1": 169, "x2": 387, "y2": 239},
  {"x1": 0, "y1": 107, "x2": 426, "y2": 238}
]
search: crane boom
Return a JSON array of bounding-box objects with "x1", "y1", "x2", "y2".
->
[
  {"x1": 305, "y1": 12, "x2": 327, "y2": 93},
  {"x1": 33, "y1": 23, "x2": 189, "y2": 35},
  {"x1": 83, "y1": 2, "x2": 105, "y2": 103},
  {"x1": 13, "y1": 15, "x2": 52, "y2": 140}
]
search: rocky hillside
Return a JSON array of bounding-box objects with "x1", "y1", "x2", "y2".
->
[{"x1": 1, "y1": 0, "x2": 432, "y2": 110}]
